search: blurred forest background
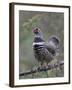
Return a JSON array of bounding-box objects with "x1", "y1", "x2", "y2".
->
[{"x1": 19, "y1": 10, "x2": 64, "y2": 79}]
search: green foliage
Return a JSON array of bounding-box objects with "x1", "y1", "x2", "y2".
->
[{"x1": 19, "y1": 11, "x2": 64, "y2": 79}]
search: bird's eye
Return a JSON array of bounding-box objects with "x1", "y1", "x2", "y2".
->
[{"x1": 35, "y1": 28, "x2": 38, "y2": 31}]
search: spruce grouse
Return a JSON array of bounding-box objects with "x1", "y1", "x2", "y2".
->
[{"x1": 32, "y1": 27, "x2": 59, "y2": 68}]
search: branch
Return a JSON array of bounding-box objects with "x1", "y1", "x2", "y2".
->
[{"x1": 19, "y1": 61, "x2": 64, "y2": 76}]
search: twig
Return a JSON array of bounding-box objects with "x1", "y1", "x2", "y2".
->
[{"x1": 19, "y1": 61, "x2": 64, "y2": 76}]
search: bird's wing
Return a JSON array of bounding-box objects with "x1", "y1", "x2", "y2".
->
[{"x1": 44, "y1": 42, "x2": 56, "y2": 56}]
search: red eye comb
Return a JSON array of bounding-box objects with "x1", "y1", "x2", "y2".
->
[{"x1": 33, "y1": 27, "x2": 40, "y2": 32}]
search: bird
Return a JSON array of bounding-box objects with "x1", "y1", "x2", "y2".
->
[{"x1": 32, "y1": 27, "x2": 60, "y2": 71}]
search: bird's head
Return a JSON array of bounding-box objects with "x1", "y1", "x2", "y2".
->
[
  {"x1": 33, "y1": 27, "x2": 43, "y2": 38},
  {"x1": 33, "y1": 27, "x2": 41, "y2": 34}
]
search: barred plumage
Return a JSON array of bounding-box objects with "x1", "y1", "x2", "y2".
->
[{"x1": 32, "y1": 27, "x2": 59, "y2": 66}]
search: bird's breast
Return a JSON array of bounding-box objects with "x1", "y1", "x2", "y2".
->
[{"x1": 33, "y1": 42, "x2": 53, "y2": 63}]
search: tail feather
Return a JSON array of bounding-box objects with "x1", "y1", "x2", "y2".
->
[{"x1": 45, "y1": 36, "x2": 60, "y2": 56}]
